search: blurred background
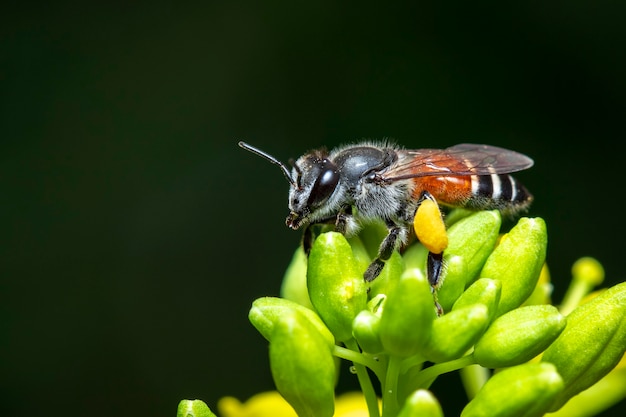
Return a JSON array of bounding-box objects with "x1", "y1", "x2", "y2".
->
[{"x1": 2, "y1": 1, "x2": 625, "y2": 416}]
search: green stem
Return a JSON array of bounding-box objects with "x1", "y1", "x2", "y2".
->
[
  {"x1": 399, "y1": 353, "x2": 427, "y2": 375},
  {"x1": 382, "y1": 355, "x2": 402, "y2": 417},
  {"x1": 559, "y1": 278, "x2": 592, "y2": 316},
  {"x1": 342, "y1": 340, "x2": 381, "y2": 417},
  {"x1": 460, "y1": 363, "x2": 490, "y2": 399},
  {"x1": 412, "y1": 354, "x2": 476, "y2": 390},
  {"x1": 333, "y1": 345, "x2": 384, "y2": 378}
]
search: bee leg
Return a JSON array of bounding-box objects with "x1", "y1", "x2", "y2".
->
[
  {"x1": 413, "y1": 190, "x2": 448, "y2": 314},
  {"x1": 303, "y1": 207, "x2": 353, "y2": 255},
  {"x1": 413, "y1": 190, "x2": 447, "y2": 288},
  {"x1": 334, "y1": 205, "x2": 353, "y2": 234},
  {"x1": 302, "y1": 222, "x2": 333, "y2": 255},
  {"x1": 364, "y1": 260, "x2": 385, "y2": 282},
  {"x1": 427, "y1": 251, "x2": 444, "y2": 287},
  {"x1": 302, "y1": 225, "x2": 315, "y2": 255},
  {"x1": 364, "y1": 222, "x2": 402, "y2": 282}
]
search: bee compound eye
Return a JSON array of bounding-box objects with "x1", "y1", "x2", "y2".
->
[{"x1": 307, "y1": 160, "x2": 340, "y2": 207}]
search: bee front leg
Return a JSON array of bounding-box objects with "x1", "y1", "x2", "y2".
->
[
  {"x1": 303, "y1": 206, "x2": 353, "y2": 255},
  {"x1": 302, "y1": 224, "x2": 315, "y2": 255},
  {"x1": 334, "y1": 205, "x2": 353, "y2": 234},
  {"x1": 364, "y1": 221, "x2": 403, "y2": 282}
]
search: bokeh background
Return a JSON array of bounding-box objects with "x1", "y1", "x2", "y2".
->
[{"x1": 2, "y1": 1, "x2": 625, "y2": 416}]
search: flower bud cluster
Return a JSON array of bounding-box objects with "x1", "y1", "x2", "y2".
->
[{"x1": 192, "y1": 210, "x2": 625, "y2": 417}]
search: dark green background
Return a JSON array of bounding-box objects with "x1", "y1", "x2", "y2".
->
[{"x1": 2, "y1": 2, "x2": 625, "y2": 416}]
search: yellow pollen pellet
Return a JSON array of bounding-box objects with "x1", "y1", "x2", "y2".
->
[{"x1": 413, "y1": 199, "x2": 448, "y2": 254}]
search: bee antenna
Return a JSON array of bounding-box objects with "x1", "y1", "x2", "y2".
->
[{"x1": 238, "y1": 141, "x2": 296, "y2": 186}]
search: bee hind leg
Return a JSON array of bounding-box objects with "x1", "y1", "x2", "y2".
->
[
  {"x1": 427, "y1": 251, "x2": 444, "y2": 288},
  {"x1": 414, "y1": 191, "x2": 447, "y2": 314},
  {"x1": 428, "y1": 252, "x2": 445, "y2": 316}
]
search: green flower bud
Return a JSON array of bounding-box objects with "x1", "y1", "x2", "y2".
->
[
  {"x1": 521, "y1": 263, "x2": 552, "y2": 307},
  {"x1": 560, "y1": 256, "x2": 605, "y2": 315},
  {"x1": 352, "y1": 309, "x2": 384, "y2": 354},
  {"x1": 435, "y1": 256, "x2": 466, "y2": 311},
  {"x1": 379, "y1": 268, "x2": 436, "y2": 357},
  {"x1": 249, "y1": 297, "x2": 335, "y2": 348},
  {"x1": 474, "y1": 305, "x2": 566, "y2": 368},
  {"x1": 443, "y1": 208, "x2": 474, "y2": 226},
  {"x1": 571, "y1": 256, "x2": 604, "y2": 287},
  {"x1": 437, "y1": 210, "x2": 502, "y2": 310},
  {"x1": 546, "y1": 360, "x2": 626, "y2": 417},
  {"x1": 479, "y1": 217, "x2": 547, "y2": 317},
  {"x1": 307, "y1": 232, "x2": 368, "y2": 342},
  {"x1": 542, "y1": 282, "x2": 626, "y2": 412},
  {"x1": 423, "y1": 304, "x2": 489, "y2": 363},
  {"x1": 397, "y1": 389, "x2": 444, "y2": 417},
  {"x1": 452, "y1": 278, "x2": 502, "y2": 323},
  {"x1": 177, "y1": 399, "x2": 216, "y2": 417},
  {"x1": 367, "y1": 293, "x2": 386, "y2": 314},
  {"x1": 459, "y1": 364, "x2": 490, "y2": 400},
  {"x1": 269, "y1": 309, "x2": 336, "y2": 417},
  {"x1": 347, "y1": 234, "x2": 373, "y2": 275},
  {"x1": 358, "y1": 220, "x2": 390, "y2": 258},
  {"x1": 280, "y1": 246, "x2": 314, "y2": 310},
  {"x1": 461, "y1": 362, "x2": 564, "y2": 417},
  {"x1": 402, "y1": 242, "x2": 429, "y2": 271}
]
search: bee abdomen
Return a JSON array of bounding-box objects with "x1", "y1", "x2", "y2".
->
[{"x1": 468, "y1": 174, "x2": 533, "y2": 214}]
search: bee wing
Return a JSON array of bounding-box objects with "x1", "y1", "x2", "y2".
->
[{"x1": 382, "y1": 143, "x2": 534, "y2": 181}]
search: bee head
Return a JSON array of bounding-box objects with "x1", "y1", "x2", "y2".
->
[
  {"x1": 286, "y1": 151, "x2": 340, "y2": 230},
  {"x1": 238, "y1": 142, "x2": 341, "y2": 230}
]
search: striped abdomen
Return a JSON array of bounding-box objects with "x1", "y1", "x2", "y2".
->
[{"x1": 413, "y1": 174, "x2": 533, "y2": 215}]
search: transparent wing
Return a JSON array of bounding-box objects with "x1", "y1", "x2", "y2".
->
[{"x1": 382, "y1": 143, "x2": 534, "y2": 181}]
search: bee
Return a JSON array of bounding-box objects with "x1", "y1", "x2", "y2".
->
[{"x1": 239, "y1": 141, "x2": 533, "y2": 286}]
